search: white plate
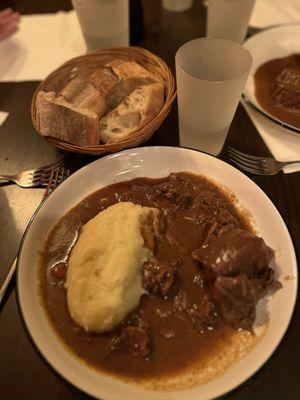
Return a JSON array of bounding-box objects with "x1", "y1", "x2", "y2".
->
[
  {"x1": 17, "y1": 146, "x2": 297, "y2": 400},
  {"x1": 243, "y1": 23, "x2": 300, "y2": 133}
]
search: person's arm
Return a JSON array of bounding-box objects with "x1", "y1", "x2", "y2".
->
[{"x1": 0, "y1": 8, "x2": 20, "y2": 41}]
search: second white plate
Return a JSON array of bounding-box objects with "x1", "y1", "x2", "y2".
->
[{"x1": 243, "y1": 23, "x2": 300, "y2": 133}]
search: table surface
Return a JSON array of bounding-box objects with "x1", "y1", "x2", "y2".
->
[{"x1": 0, "y1": 1, "x2": 299, "y2": 399}]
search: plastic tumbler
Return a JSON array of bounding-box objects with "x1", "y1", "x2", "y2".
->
[
  {"x1": 206, "y1": 0, "x2": 256, "y2": 43},
  {"x1": 72, "y1": 0, "x2": 129, "y2": 52},
  {"x1": 162, "y1": 0, "x2": 193, "y2": 12},
  {"x1": 175, "y1": 38, "x2": 252, "y2": 156}
]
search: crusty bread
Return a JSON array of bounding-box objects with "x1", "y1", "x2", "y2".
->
[
  {"x1": 35, "y1": 60, "x2": 160, "y2": 147},
  {"x1": 99, "y1": 83, "x2": 165, "y2": 143},
  {"x1": 89, "y1": 60, "x2": 157, "y2": 114},
  {"x1": 59, "y1": 77, "x2": 105, "y2": 116},
  {"x1": 36, "y1": 91, "x2": 100, "y2": 146},
  {"x1": 59, "y1": 60, "x2": 155, "y2": 118}
]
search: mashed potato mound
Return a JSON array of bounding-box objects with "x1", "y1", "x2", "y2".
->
[{"x1": 65, "y1": 202, "x2": 157, "y2": 333}]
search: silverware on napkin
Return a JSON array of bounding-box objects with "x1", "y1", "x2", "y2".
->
[
  {"x1": 0, "y1": 165, "x2": 70, "y2": 306},
  {"x1": 228, "y1": 146, "x2": 300, "y2": 175},
  {"x1": 0, "y1": 158, "x2": 64, "y2": 188}
]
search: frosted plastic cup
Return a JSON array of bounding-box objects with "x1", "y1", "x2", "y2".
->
[
  {"x1": 207, "y1": 0, "x2": 256, "y2": 43},
  {"x1": 175, "y1": 38, "x2": 252, "y2": 156},
  {"x1": 72, "y1": 0, "x2": 129, "y2": 52},
  {"x1": 162, "y1": 0, "x2": 193, "y2": 12}
]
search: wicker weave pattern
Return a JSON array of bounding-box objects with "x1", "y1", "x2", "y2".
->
[{"x1": 31, "y1": 47, "x2": 176, "y2": 155}]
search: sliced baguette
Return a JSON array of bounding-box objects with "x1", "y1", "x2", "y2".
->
[
  {"x1": 99, "y1": 82, "x2": 165, "y2": 144},
  {"x1": 57, "y1": 59, "x2": 156, "y2": 121},
  {"x1": 35, "y1": 60, "x2": 159, "y2": 147},
  {"x1": 89, "y1": 59, "x2": 157, "y2": 114},
  {"x1": 36, "y1": 91, "x2": 100, "y2": 146},
  {"x1": 59, "y1": 77, "x2": 105, "y2": 116}
]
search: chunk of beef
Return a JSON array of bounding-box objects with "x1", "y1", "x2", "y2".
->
[
  {"x1": 192, "y1": 229, "x2": 274, "y2": 279},
  {"x1": 192, "y1": 229, "x2": 280, "y2": 330},
  {"x1": 193, "y1": 204, "x2": 239, "y2": 247},
  {"x1": 192, "y1": 190, "x2": 222, "y2": 212},
  {"x1": 110, "y1": 325, "x2": 150, "y2": 358},
  {"x1": 187, "y1": 294, "x2": 219, "y2": 331},
  {"x1": 142, "y1": 258, "x2": 176, "y2": 297},
  {"x1": 212, "y1": 274, "x2": 259, "y2": 330},
  {"x1": 174, "y1": 195, "x2": 193, "y2": 211},
  {"x1": 201, "y1": 221, "x2": 219, "y2": 247},
  {"x1": 255, "y1": 267, "x2": 282, "y2": 297},
  {"x1": 273, "y1": 68, "x2": 300, "y2": 110},
  {"x1": 215, "y1": 208, "x2": 239, "y2": 236},
  {"x1": 153, "y1": 174, "x2": 193, "y2": 211},
  {"x1": 200, "y1": 210, "x2": 238, "y2": 248},
  {"x1": 155, "y1": 174, "x2": 182, "y2": 201},
  {"x1": 173, "y1": 289, "x2": 188, "y2": 310},
  {"x1": 173, "y1": 290, "x2": 218, "y2": 331}
]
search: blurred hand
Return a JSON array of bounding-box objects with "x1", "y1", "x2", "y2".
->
[{"x1": 0, "y1": 8, "x2": 20, "y2": 41}]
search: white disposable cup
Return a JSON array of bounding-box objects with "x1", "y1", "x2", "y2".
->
[
  {"x1": 162, "y1": 0, "x2": 193, "y2": 12},
  {"x1": 207, "y1": 0, "x2": 256, "y2": 43},
  {"x1": 175, "y1": 38, "x2": 252, "y2": 156},
  {"x1": 72, "y1": 0, "x2": 129, "y2": 52}
]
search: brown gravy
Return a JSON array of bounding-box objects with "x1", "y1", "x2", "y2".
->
[
  {"x1": 254, "y1": 53, "x2": 300, "y2": 129},
  {"x1": 39, "y1": 172, "x2": 255, "y2": 382}
]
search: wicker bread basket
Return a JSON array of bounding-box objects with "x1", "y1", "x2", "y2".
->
[{"x1": 31, "y1": 47, "x2": 176, "y2": 155}]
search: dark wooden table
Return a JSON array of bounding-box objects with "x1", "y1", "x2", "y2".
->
[{"x1": 0, "y1": 1, "x2": 299, "y2": 399}]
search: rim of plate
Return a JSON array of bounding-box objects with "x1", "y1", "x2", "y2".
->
[
  {"x1": 243, "y1": 22, "x2": 300, "y2": 134},
  {"x1": 16, "y1": 146, "x2": 298, "y2": 400}
]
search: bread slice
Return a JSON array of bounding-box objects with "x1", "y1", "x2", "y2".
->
[
  {"x1": 99, "y1": 82, "x2": 165, "y2": 143},
  {"x1": 58, "y1": 60, "x2": 155, "y2": 121},
  {"x1": 35, "y1": 60, "x2": 159, "y2": 147},
  {"x1": 36, "y1": 91, "x2": 100, "y2": 146},
  {"x1": 90, "y1": 60, "x2": 157, "y2": 114},
  {"x1": 59, "y1": 77, "x2": 105, "y2": 116}
]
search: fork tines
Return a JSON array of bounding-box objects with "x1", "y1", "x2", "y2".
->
[
  {"x1": 44, "y1": 166, "x2": 70, "y2": 198},
  {"x1": 28, "y1": 157, "x2": 65, "y2": 187},
  {"x1": 228, "y1": 146, "x2": 270, "y2": 175}
]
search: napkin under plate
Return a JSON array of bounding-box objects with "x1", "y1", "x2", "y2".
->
[
  {"x1": 242, "y1": 99, "x2": 300, "y2": 174},
  {"x1": 250, "y1": 0, "x2": 300, "y2": 29}
]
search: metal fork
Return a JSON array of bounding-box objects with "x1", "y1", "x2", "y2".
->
[
  {"x1": 0, "y1": 157, "x2": 64, "y2": 187},
  {"x1": 228, "y1": 146, "x2": 300, "y2": 175},
  {"x1": 0, "y1": 165, "x2": 70, "y2": 306}
]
